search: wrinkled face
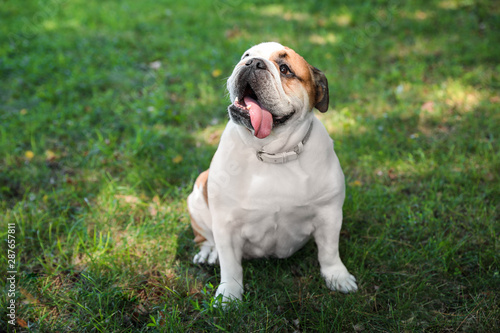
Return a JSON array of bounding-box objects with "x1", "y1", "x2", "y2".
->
[{"x1": 227, "y1": 42, "x2": 329, "y2": 139}]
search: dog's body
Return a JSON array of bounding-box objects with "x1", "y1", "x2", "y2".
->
[{"x1": 187, "y1": 42, "x2": 357, "y2": 302}]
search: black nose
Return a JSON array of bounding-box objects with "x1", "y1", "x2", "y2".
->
[{"x1": 245, "y1": 58, "x2": 267, "y2": 70}]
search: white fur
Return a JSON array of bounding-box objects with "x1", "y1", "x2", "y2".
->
[{"x1": 188, "y1": 42, "x2": 357, "y2": 304}]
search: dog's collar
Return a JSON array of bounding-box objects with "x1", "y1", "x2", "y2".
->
[{"x1": 256, "y1": 122, "x2": 314, "y2": 164}]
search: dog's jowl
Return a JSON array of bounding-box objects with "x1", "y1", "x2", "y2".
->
[{"x1": 187, "y1": 42, "x2": 357, "y2": 303}]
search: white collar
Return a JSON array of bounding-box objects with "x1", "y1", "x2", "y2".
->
[{"x1": 256, "y1": 121, "x2": 314, "y2": 164}]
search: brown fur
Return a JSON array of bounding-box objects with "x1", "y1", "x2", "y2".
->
[
  {"x1": 190, "y1": 212, "x2": 208, "y2": 244},
  {"x1": 270, "y1": 47, "x2": 329, "y2": 112},
  {"x1": 190, "y1": 169, "x2": 209, "y2": 244},
  {"x1": 195, "y1": 169, "x2": 209, "y2": 206}
]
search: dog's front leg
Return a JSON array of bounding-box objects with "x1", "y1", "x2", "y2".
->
[
  {"x1": 213, "y1": 228, "x2": 244, "y2": 303},
  {"x1": 314, "y1": 208, "x2": 358, "y2": 293}
]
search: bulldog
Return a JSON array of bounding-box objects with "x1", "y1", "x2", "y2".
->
[{"x1": 187, "y1": 42, "x2": 357, "y2": 303}]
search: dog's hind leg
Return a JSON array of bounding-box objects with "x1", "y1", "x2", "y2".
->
[{"x1": 187, "y1": 170, "x2": 218, "y2": 265}]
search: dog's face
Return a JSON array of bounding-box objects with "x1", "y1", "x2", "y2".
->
[{"x1": 227, "y1": 42, "x2": 329, "y2": 139}]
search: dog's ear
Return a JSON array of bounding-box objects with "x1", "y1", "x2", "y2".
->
[{"x1": 311, "y1": 66, "x2": 329, "y2": 113}]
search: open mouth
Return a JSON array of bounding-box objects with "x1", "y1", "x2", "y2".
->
[{"x1": 229, "y1": 84, "x2": 294, "y2": 139}]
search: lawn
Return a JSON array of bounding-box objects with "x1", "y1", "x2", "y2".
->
[{"x1": 1, "y1": 0, "x2": 499, "y2": 331}]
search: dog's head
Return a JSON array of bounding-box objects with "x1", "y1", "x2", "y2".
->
[{"x1": 227, "y1": 42, "x2": 329, "y2": 139}]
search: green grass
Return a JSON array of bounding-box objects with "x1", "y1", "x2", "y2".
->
[{"x1": 1, "y1": 0, "x2": 499, "y2": 331}]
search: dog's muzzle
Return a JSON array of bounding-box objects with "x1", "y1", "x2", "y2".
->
[{"x1": 228, "y1": 59, "x2": 294, "y2": 139}]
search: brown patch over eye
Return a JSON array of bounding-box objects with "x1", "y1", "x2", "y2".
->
[{"x1": 270, "y1": 47, "x2": 317, "y2": 108}]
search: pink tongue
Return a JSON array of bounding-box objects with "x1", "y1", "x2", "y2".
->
[{"x1": 244, "y1": 96, "x2": 273, "y2": 139}]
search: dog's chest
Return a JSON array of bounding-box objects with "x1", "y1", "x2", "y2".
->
[
  {"x1": 238, "y1": 203, "x2": 316, "y2": 259},
  {"x1": 225, "y1": 169, "x2": 322, "y2": 259}
]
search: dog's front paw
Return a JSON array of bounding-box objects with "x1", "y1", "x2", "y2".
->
[
  {"x1": 193, "y1": 244, "x2": 218, "y2": 265},
  {"x1": 322, "y1": 265, "x2": 358, "y2": 293},
  {"x1": 215, "y1": 282, "x2": 243, "y2": 306}
]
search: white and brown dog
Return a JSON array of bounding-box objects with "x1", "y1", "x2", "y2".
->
[{"x1": 187, "y1": 42, "x2": 357, "y2": 303}]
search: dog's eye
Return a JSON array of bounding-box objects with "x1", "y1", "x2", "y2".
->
[{"x1": 280, "y1": 64, "x2": 291, "y2": 75}]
